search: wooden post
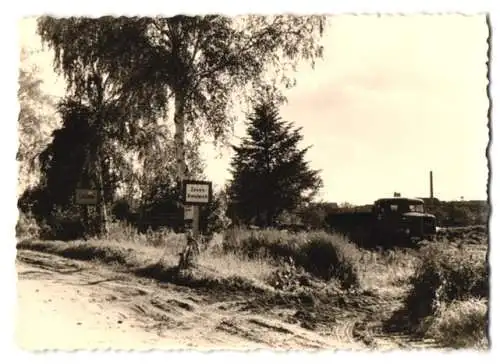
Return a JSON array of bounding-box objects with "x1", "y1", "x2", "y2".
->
[{"x1": 192, "y1": 205, "x2": 200, "y2": 239}]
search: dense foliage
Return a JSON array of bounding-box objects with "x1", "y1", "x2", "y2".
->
[{"x1": 28, "y1": 15, "x2": 325, "y2": 237}]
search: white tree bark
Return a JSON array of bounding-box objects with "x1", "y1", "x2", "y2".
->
[
  {"x1": 173, "y1": 89, "x2": 200, "y2": 267},
  {"x1": 174, "y1": 91, "x2": 188, "y2": 184},
  {"x1": 96, "y1": 149, "x2": 109, "y2": 236}
]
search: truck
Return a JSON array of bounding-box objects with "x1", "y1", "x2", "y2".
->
[{"x1": 326, "y1": 197, "x2": 437, "y2": 248}]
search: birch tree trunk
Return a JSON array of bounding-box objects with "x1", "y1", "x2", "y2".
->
[
  {"x1": 173, "y1": 89, "x2": 199, "y2": 268},
  {"x1": 94, "y1": 106, "x2": 108, "y2": 237},
  {"x1": 94, "y1": 74, "x2": 109, "y2": 237},
  {"x1": 95, "y1": 145, "x2": 109, "y2": 236},
  {"x1": 174, "y1": 90, "x2": 188, "y2": 185}
]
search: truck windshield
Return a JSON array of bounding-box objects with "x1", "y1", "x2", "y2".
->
[
  {"x1": 408, "y1": 204, "x2": 424, "y2": 213},
  {"x1": 386, "y1": 202, "x2": 424, "y2": 213}
]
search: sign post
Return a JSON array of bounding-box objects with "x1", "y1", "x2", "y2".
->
[
  {"x1": 182, "y1": 180, "x2": 212, "y2": 239},
  {"x1": 75, "y1": 188, "x2": 98, "y2": 237},
  {"x1": 192, "y1": 205, "x2": 200, "y2": 238}
]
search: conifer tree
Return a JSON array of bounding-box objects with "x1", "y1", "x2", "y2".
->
[{"x1": 229, "y1": 101, "x2": 322, "y2": 227}]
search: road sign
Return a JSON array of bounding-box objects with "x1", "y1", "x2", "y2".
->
[
  {"x1": 182, "y1": 180, "x2": 212, "y2": 205},
  {"x1": 76, "y1": 189, "x2": 98, "y2": 205},
  {"x1": 182, "y1": 180, "x2": 212, "y2": 241}
]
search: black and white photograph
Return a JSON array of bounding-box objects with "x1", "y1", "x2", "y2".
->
[{"x1": 13, "y1": 9, "x2": 491, "y2": 352}]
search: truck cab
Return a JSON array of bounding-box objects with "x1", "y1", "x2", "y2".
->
[{"x1": 372, "y1": 197, "x2": 437, "y2": 241}]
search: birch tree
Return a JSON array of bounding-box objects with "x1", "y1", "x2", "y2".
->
[{"x1": 37, "y1": 15, "x2": 326, "y2": 234}]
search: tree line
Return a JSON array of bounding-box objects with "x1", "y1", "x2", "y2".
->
[
  {"x1": 17, "y1": 15, "x2": 327, "y2": 240},
  {"x1": 426, "y1": 200, "x2": 489, "y2": 227}
]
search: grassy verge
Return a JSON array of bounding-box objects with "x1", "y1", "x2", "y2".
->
[
  {"x1": 17, "y1": 234, "x2": 276, "y2": 296},
  {"x1": 16, "y1": 224, "x2": 366, "y2": 303}
]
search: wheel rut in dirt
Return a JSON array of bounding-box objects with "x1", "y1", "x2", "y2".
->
[{"x1": 16, "y1": 248, "x2": 438, "y2": 350}]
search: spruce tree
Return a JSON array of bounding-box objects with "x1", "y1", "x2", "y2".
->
[{"x1": 229, "y1": 101, "x2": 322, "y2": 227}]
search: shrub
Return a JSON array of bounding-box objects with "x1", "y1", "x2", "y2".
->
[
  {"x1": 427, "y1": 298, "x2": 489, "y2": 349},
  {"x1": 403, "y1": 242, "x2": 488, "y2": 328},
  {"x1": 222, "y1": 228, "x2": 361, "y2": 289},
  {"x1": 296, "y1": 232, "x2": 360, "y2": 288},
  {"x1": 356, "y1": 246, "x2": 420, "y2": 296}
]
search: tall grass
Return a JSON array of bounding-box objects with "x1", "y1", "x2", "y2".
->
[
  {"x1": 222, "y1": 228, "x2": 362, "y2": 289},
  {"x1": 357, "y1": 247, "x2": 420, "y2": 297},
  {"x1": 16, "y1": 222, "x2": 280, "y2": 294},
  {"x1": 17, "y1": 221, "x2": 417, "y2": 295}
]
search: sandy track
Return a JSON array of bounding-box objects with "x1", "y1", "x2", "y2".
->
[
  {"x1": 16, "y1": 250, "x2": 368, "y2": 351},
  {"x1": 16, "y1": 253, "x2": 180, "y2": 350}
]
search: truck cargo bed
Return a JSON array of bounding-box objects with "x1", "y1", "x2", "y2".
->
[{"x1": 326, "y1": 211, "x2": 373, "y2": 233}]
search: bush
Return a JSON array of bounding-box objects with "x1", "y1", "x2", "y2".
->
[
  {"x1": 202, "y1": 191, "x2": 232, "y2": 235},
  {"x1": 426, "y1": 298, "x2": 489, "y2": 349},
  {"x1": 297, "y1": 232, "x2": 360, "y2": 288},
  {"x1": 222, "y1": 228, "x2": 361, "y2": 289},
  {"x1": 403, "y1": 242, "x2": 488, "y2": 328}
]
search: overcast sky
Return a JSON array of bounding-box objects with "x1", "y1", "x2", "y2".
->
[{"x1": 20, "y1": 14, "x2": 490, "y2": 205}]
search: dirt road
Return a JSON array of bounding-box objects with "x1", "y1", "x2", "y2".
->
[{"x1": 16, "y1": 250, "x2": 371, "y2": 351}]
